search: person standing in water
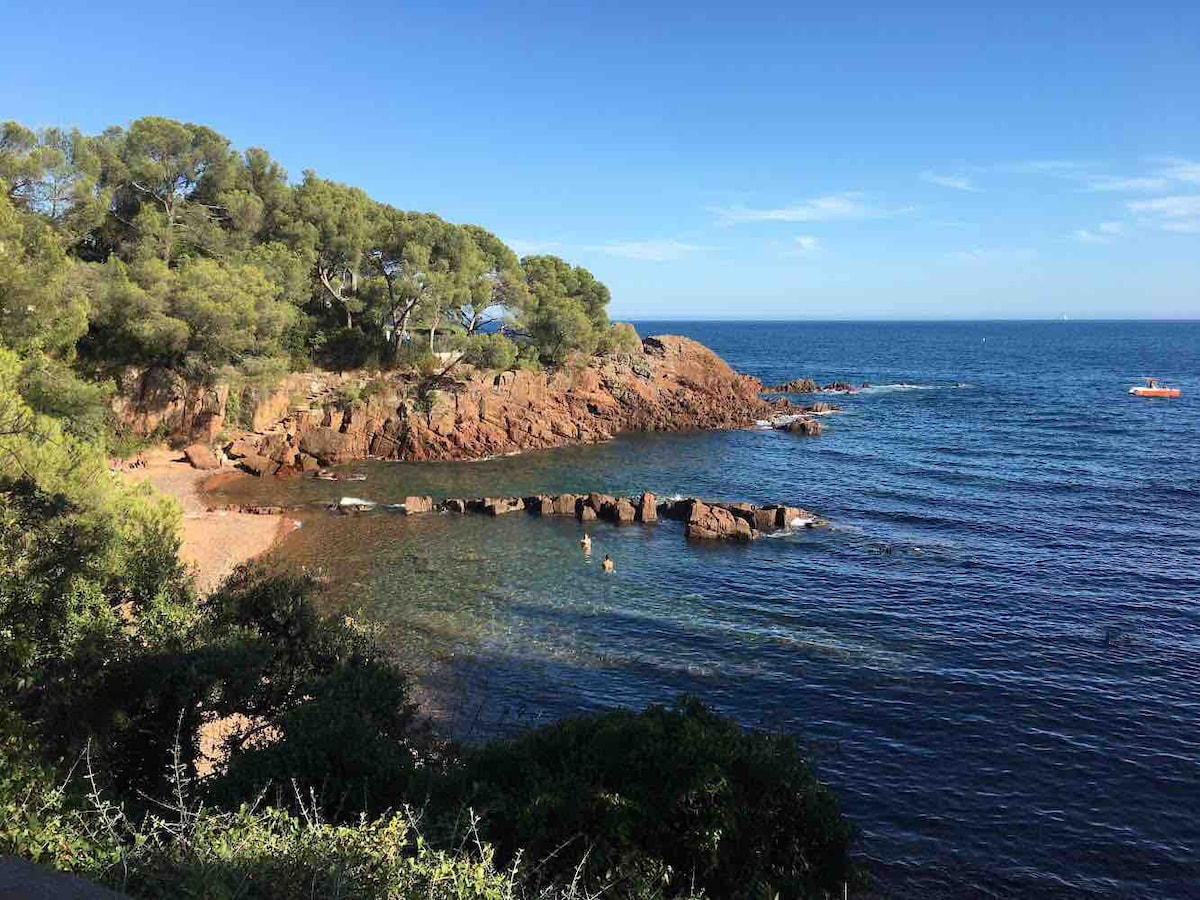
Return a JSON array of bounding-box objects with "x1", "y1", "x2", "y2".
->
[
  {"x1": 580, "y1": 533, "x2": 592, "y2": 554},
  {"x1": 602, "y1": 554, "x2": 614, "y2": 573}
]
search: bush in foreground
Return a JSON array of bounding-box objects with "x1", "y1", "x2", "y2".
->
[{"x1": 436, "y1": 698, "x2": 856, "y2": 899}]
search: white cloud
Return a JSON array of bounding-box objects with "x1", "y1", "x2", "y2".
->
[
  {"x1": 1073, "y1": 221, "x2": 1125, "y2": 244},
  {"x1": 785, "y1": 235, "x2": 820, "y2": 256},
  {"x1": 1084, "y1": 175, "x2": 1170, "y2": 192},
  {"x1": 920, "y1": 171, "x2": 981, "y2": 192},
  {"x1": 1127, "y1": 195, "x2": 1200, "y2": 235},
  {"x1": 1161, "y1": 220, "x2": 1200, "y2": 234},
  {"x1": 1157, "y1": 158, "x2": 1200, "y2": 185},
  {"x1": 507, "y1": 238, "x2": 562, "y2": 257},
  {"x1": 711, "y1": 192, "x2": 899, "y2": 224},
  {"x1": 591, "y1": 239, "x2": 703, "y2": 262}
]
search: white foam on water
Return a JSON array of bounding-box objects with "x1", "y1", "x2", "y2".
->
[
  {"x1": 339, "y1": 496, "x2": 376, "y2": 507},
  {"x1": 855, "y1": 382, "x2": 935, "y2": 394}
]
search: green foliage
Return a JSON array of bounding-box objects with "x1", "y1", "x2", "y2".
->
[
  {"x1": 437, "y1": 698, "x2": 856, "y2": 899},
  {"x1": 456, "y1": 333, "x2": 518, "y2": 372},
  {"x1": 393, "y1": 341, "x2": 439, "y2": 375},
  {"x1": 0, "y1": 712, "x2": 122, "y2": 873},
  {"x1": 119, "y1": 806, "x2": 523, "y2": 900},
  {"x1": 0, "y1": 185, "x2": 91, "y2": 357},
  {"x1": 3, "y1": 115, "x2": 618, "y2": 381},
  {"x1": 515, "y1": 343, "x2": 543, "y2": 373},
  {"x1": 17, "y1": 351, "x2": 113, "y2": 440},
  {"x1": 0, "y1": 717, "x2": 525, "y2": 900},
  {"x1": 598, "y1": 322, "x2": 643, "y2": 357},
  {"x1": 84, "y1": 254, "x2": 296, "y2": 374},
  {"x1": 517, "y1": 255, "x2": 610, "y2": 364},
  {"x1": 317, "y1": 326, "x2": 384, "y2": 370}
]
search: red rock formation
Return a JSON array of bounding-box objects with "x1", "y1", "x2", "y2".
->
[
  {"x1": 216, "y1": 335, "x2": 789, "y2": 467},
  {"x1": 183, "y1": 444, "x2": 220, "y2": 470},
  {"x1": 685, "y1": 501, "x2": 755, "y2": 542},
  {"x1": 402, "y1": 496, "x2": 434, "y2": 514}
]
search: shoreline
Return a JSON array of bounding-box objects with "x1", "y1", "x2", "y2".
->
[{"x1": 120, "y1": 447, "x2": 298, "y2": 594}]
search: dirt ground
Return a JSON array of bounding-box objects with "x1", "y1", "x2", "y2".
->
[{"x1": 120, "y1": 447, "x2": 294, "y2": 594}]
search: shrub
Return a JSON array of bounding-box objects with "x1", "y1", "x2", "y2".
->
[
  {"x1": 317, "y1": 327, "x2": 382, "y2": 371},
  {"x1": 393, "y1": 341, "x2": 439, "y2": 376},
  {"x1": 436, "y1": 697, "x2": 857, "y2": 899},
  {"x1": 0, "y1": 723, "x2": 521, "y2": 900},
  {"x1": 515, "y1": 343, "x2": 542, "y2": 373},
  {"x1": 597, "y1": 322, "x2": 642, "y2": 357},
  {"x1": 456, "y1": 333, "x2": 518, "y2": 372},
  {"x1": 200, "y1": 568, "x2": 429, "y2": 818}
]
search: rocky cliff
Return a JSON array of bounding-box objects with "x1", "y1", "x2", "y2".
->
[{"x1": 118, "y1": 336, "x2": 819, "y2": 471}]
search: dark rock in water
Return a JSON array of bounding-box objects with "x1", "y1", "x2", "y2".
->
[
  {"x1": 637, "y1": 492, "x2": 657, "y2": 523},
  {"x1": 752, "y1": 507, "x2": 779, "y2": 533},
  {"x1": 588, "y1": 492, "x2": 616, "y2": 513},
  {"x1": 238, "y1": 504, "x2": 286, "y2": 516},
  {"x1": 523, "y1": 495, "x2": 548, "y2": 515},
  {"x1": 300, "y1": 454, "x2": 321, "y2": 473},
  {"x1": 336, "y1": 497, "x2": 375, "y2": 515},
  {"x1": 548, "y1": 494, "x2": 577, "y2": 516},
  {"x1": 768, "y1": 377, "x2": 819, "y2": 393},
  {"x1": 808, "y1": 401, "x2": 836, "y2": 414},
  {"x1": 657, "y1": 497, "x2": 701, "y2": 521},
  {"x1": 402, "y1": 495, "x2": 433, "y2": 514},
  {"x1": 441, "y1": 498, "x2": 467, "y2": 514},
  {"x1": 183, "y1": 443, "x2": 220, "y2": 470},
  {"x1": 485, "y1": 497, "x2": 524, "y2": 516},
  {"x1": 781, "y1": 418, "x2": 822, "y2": 436},
  {"x1": 612, "y1": 498, "x2": 637, "y2": 524},
  {"x1": 238, "y1": 453, "x2": 277, "y2": 477}
]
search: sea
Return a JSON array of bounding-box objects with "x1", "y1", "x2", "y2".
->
[{"x1": 208, "y1": 321, "x2": 1200, "y2": 899}]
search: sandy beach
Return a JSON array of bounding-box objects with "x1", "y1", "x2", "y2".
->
[{"x1": 121, "y1": 446, "x2": 295, "y2": 594}]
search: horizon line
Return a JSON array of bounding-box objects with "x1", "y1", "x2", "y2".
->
[{"x1": 616, "y1": 316, "x2": 1200, "y2": 324}]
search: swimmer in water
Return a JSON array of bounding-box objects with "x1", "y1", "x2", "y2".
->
[
  {"x1": 580, "y1": 533, "x2": 592, "y2": 554},
  {"x1": 602, "y1": 554, "x2": 614, "y2": 573}
]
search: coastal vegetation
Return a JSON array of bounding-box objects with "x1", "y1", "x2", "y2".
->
[
  {"x1": 0, "y1": 116, "x2": 857, "y2": 897},
  {"x1": 2, "y1": 116, "x2": 622, "y2": 385}
]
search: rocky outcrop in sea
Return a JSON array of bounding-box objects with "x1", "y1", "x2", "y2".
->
[
  {"x1": 197, "y1": 336, "x2": 827, "y2": 472},
  {"x1": 327, "y1": 490, "x2": 823, "y2": 542}
]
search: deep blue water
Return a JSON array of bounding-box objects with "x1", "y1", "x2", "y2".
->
[{"x1": 212, "y1": 321, "x2": 1200, "y2": 899}]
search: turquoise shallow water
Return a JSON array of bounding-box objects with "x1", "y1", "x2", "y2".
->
[{"x1": 209, "y1": 321, "x2": 1200, "y2": 899}]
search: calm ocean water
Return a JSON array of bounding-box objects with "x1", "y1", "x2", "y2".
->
[{"x1": 210, "y1": 321, "x2": 1200, "y2": 899}]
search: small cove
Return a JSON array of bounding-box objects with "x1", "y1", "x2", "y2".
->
[{"x1": 206, "y1": 321, "x2": 1200, "y2": 899}]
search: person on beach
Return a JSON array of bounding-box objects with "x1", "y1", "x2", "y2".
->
[
  {"x1": 602, "y1": 554, "x2": 614, "y2": 573},
  {"x1": 580, "y1": 533, "x2": 592, "y2": 554}
]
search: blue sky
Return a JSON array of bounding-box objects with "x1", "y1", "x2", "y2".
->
[{"x1": 2, "y1": 0, "x2": 1198, "y2": 319}]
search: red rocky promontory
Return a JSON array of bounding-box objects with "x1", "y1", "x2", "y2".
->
[{"x1": 221, "y1": 335, "x2": 817, "y2": 471}]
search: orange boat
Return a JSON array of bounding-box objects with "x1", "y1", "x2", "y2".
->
[{"x1": 1129, "y1": 377, "x2": 1181, "y2": 398}]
